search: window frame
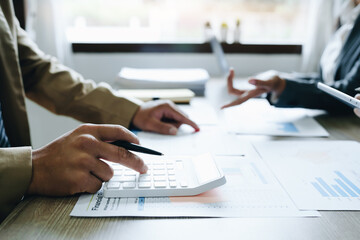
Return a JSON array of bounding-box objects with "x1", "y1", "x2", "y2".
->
[{"x1": 72, "y1": 42, "x2": 302, "y2": 54}]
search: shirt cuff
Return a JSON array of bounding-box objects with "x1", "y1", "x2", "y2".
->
[{"x1": 269, "y1": 92, "x2": 280, "y2": 104}]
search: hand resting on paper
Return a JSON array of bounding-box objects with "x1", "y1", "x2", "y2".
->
[
  {"x1": 132, "y1": 100, "x2": 200, "y2": 135},
  {"x1": 221, "y1": 68, "x2": 287, "y2": 109}
]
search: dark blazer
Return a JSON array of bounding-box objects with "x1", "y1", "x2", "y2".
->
[{"x1": 271, "y1": 14, "x2": 360, "y2": 114}]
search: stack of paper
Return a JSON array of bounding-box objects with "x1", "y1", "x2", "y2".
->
[
  {"x1": 115, "y1": 67, "x2": 209, "y2": 95},
  {"x1": 223, "y1": 99, "x2": 329, "y2": 137},
  {"x1": 117, "y1": 89, "x2": 195, "y2": 104}
]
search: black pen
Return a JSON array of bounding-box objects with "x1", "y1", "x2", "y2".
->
[{"x1": 110, "y1": 140, "x2": 163, "y2": 156}]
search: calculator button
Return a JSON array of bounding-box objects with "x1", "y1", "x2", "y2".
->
[
  {"x1": 139, "y1": 176, "x2": 151, "y2": 182},
  {"x1": 153, "y1": 160, "x2": 163, "y2": 165},
  {"x1": 112, "y1": 165, "x2": 122, "y2": 170},
  {"x1": 169, "y1": 181, "x2": 177, "y2": 188},
  {"x1": 138, "y1": 182, "x2": 151, "y2": 188},
  {"x1": 123, "y1": 182, "x2": 136, "y2": 189},
  {"x1": 154, "y1": 182, "x2": 167, "y2": 188},
  {"x1": 153, "y1": 176, "x2": 167, "y2": 182},
  {"x1": 107, "y1": 182, "x2": 121, "y2": 189},
  {"x1": 111, "y1": 176, "x2": 122, "y2": 181},
  {"x1": 166, "y1": 163, "x2": 175, "y2": 170},
  {"x1": 140, "y1": 173, "x2": 151, "y2": 177},
  {"x1": 167, "y1": 170, "x2": 175, "y2": 175},
  {"x1": 168, "y1": 175, "x2": 176, "y2": 181},
  {"x1": 124, "y1": 173, "x2": 137, "y2": 176},
  {"x1": 180, "y1": 181, "x2": 188, "y2": 187},
  {"x1": 153, "y1": 165, "x2": 165, "y2": 170},
  {"x1": 121, "y1": 176, "x2": 136, "y2": 182},
  {"x1": 141, "y1": 169, "x2": 152, "y2": 174},
  {"x1": 153, "y1": 170, "x2": 166, "y2": 175},
  {"x1": 124, "y1": 170, "x2": 137, "y2": 176}
]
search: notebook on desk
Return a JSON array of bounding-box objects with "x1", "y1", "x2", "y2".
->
[
  {"x1": 115, "y1": 67, "x2": 209, "y2": 95},
  {"x1": 117, "y1": 88, "x2": 195, "y2": 104}
]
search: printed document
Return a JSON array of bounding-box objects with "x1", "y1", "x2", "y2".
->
[
  {"x1": 178, "y1": 98, "x2": 218, "y2": 125},
  {"x1": 224, "y1": 99, "x2": 328, "y2": 137},
  {"x1": 254, "y1": 141, "x2": 360, "y2": 210},
  {"x1": 71, "y1": 145, "x2": 319, "y2": 217},
  {"x1": 137, "y1": 125, "x2": 246, "y2": 156}
]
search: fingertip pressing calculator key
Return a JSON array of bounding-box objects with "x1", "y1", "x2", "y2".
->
[{"x1": 104, "y1": 153, "x2": 226, "y2": 198}]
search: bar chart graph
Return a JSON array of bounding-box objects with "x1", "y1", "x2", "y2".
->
[
  {"x1": 250, "y1": 162, "x2": 268, "y2": 184},
  {"x1": 276, "y1": 122, "x2": 298, "y2": 133},
  {"x1": 311, "y1": 171, "x2": 360, "y2": 198},
  {"x1": 254, "y1": 141, "x2": 360, "y2": 210}
]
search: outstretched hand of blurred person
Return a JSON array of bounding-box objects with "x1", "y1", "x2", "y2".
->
[{"x1": 221, "y1": 68, "x2": 287, "y2": 109}]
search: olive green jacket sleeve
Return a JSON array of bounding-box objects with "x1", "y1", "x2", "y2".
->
[
  {"x1": 0, "y1": 0, "x2": 142, "y2": 223},
  {"x1": 0, "y1": 147, "x2": 32, "y2": 222},
  {"x1": 18, "y1": 24, "x2": 142, "y2": 127}
]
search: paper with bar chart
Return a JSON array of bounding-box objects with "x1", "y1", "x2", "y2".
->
[{"x1": 254, "y1": 141, "x2": 360, "y2": 210}]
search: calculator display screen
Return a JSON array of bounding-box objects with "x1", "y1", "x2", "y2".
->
[{"x1": 192, "y1": 154, "x2": 221, "y2": 184}]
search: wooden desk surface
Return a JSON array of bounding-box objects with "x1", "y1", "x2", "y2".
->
[{"x1": 1, "y1": 80, "x2": 360, "y2": 240}]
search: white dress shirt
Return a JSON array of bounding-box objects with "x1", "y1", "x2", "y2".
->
[{"x1": 320, "y1": 0, "x2": 360, "y2": 84}]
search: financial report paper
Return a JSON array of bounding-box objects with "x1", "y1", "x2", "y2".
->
[
  {"x1": 178, "y1": 98, "x2": 218, "y2": 125},
  {"x1": 71, "y1": 145, "x2": 318, "y2": 218},
  {"x1": 254, "y1": 141, "x2": 360, "y2": 210},
  {"x1": 223, "y1": 99, "x2": 329, "y2": 137},
  {"x1": 136, "y1": 125, "x2": 246, "y2": 156}
]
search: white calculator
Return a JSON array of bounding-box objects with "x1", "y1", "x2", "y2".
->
[{"x1": 104, "y1": 153, "x2": 226, "y2": 198}]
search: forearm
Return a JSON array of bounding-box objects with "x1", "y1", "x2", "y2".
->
[
  {"x1": 16, "y1": 26, "x2": 142, "y2": 127},
  {"x1": 0, "y1": 147, "x2": 32, "y2": 222},
  {"x1": 25, "y1": 70, "x2": 142, "y2": 128},
  {"x1": 271, "y1": 75, "x2": 359, "y2": 114}
]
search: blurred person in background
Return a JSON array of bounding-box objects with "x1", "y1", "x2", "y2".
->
[{"x1": 222, "y1": 0, "x2": 360, "y2": 116}]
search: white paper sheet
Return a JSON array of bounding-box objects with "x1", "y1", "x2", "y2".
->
[
  {"x1": 137, "y1": 125, "x2": 247, "y2": 156},
  {"x1": 71, "y1": 147, "x2": 319, "y2": 217},
  {"x1": 178, "y1": 98, "x2": 218, "y2": 125},
  {"x1": 224, "y1": 99, "x2": 329, "y2": 137},
  {"x1": 254, "y1": 141, "x2": 360, "y2": 210},
  {"x1": 118, "y1": 68, "x2": 209, "y2": 85}
]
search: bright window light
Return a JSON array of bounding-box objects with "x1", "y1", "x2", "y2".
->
[{"x1": 63, "y1": 0, "x2": 309, "y2": 44}]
